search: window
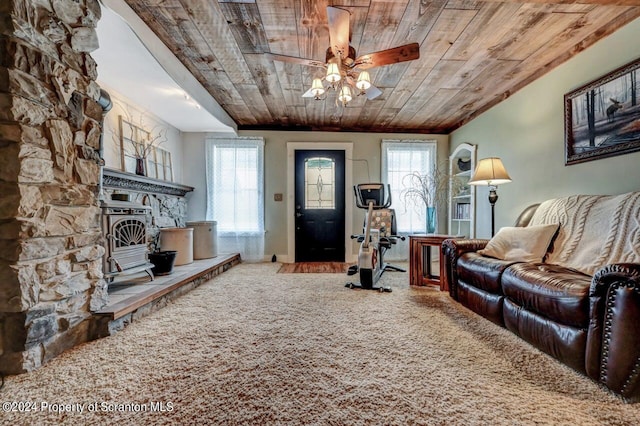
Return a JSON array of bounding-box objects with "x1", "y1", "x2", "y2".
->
[
  {"x1": 147, "y1": 147, "x2": 173, "y2": 181},
  {"x1": 205, "y1": 137, "x2": 264, "y2": 261},
  {"x1": 381, "y1": 140, "x2": 437, "y2": 234},
  {"x1": 304, "y1": 157, "x2": 335, "y2": 209}
]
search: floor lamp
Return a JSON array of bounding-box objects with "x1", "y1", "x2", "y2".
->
[{"x1": 469, "y1": 158, "x2": 512, "y2": 236}]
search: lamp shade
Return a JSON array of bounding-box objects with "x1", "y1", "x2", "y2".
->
[
  {"x1": 326, "y1": 62, "x2": 341, "y2": 83},
  {"x1": 356, "y1": 71, "x2": 371, "y2": 91},
  {"x1": 469, "y1": 157, "x2": 512, "y2": 186},
  {"x1": 338, "y1": 84, "x2": 352, "y2": 103},
  {"x1": 311, "y1": 78, "x2": 325, "y2": 97}
]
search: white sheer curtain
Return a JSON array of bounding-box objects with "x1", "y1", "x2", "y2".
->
[
  {"x1": 205, "y1": 137, "x2": 265, "y2": 262},
  {"x1": 381, "y1": 140, "x2": 437, "y2": 260}
]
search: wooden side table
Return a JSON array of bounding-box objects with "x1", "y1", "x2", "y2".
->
[{"x1": 409, "y1": 234, "x2": 462, "y2": 291}]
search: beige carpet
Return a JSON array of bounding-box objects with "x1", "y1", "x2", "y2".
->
[{"x1": 3, "y1": 263, "x2": 639, "y2": 425}]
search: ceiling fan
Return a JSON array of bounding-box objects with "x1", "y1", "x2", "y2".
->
[{"x1": 265, "y1": 6, "x2": 420, "y2": 106}]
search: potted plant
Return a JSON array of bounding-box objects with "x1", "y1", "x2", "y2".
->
[{"x1": 147, "y1": 232, "x2": 177, "y2": 275}]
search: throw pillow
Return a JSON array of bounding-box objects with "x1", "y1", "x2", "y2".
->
[{"x1": 478, "y1": 224, "x2": 559, "y2": 263}]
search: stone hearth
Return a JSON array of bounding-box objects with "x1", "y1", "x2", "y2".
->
[{"x1": 92, "y1": 253, "x2": 240, "y2": 338}]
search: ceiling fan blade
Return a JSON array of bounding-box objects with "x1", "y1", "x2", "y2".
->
[
  {"x1": 265, "y1": 53, "x2": 326, "y2": 69},
  {"x1": 345, "y1": 75, "x2": 382, "y2": 100},
  {"x1": 364, "y1": 85, "x2": 382, "y2": 100},
  {"x1": 354, "y1": 43, "x2": 420, "y2": 70},
  {"x1": 327, "y1": 6, "x2": 350, "y2": 59},
  {"x1": 302, "y1": 88, "x2": 317, "y2": 98}
]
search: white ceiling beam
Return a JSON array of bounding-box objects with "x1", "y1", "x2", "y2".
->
[{"x1": 98, "y1": 0, "x2": 238, "y2": 133}]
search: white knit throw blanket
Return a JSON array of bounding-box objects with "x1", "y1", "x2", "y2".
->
[{"x1": 528, "y1": 191, "x2": 640, "y2": 276}]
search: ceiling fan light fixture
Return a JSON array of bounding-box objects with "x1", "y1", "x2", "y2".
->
[
  {"x1": 355, "y1": 71, "x2": 371, "y2": 91},
  {"x1": 338, "y1": 84, "x2": 352, "y2": 104},
  {"x1": 268, "y1": 7, "x2": 419, "y2": 113},
  {"x1": 311, "y1": 78, "x2": 326, "y2": 98},
  {"x1": 326, "y1": 62, "x2": 341, "y2": 83}
]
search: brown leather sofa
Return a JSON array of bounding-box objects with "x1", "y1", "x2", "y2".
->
[{"x1": 443, "y1": 195, "x2": 640, "y2": 401}]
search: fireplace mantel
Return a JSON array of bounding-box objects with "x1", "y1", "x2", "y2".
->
[{"x1": 102, "y1": 168, "x2": 194, "y2": 197}]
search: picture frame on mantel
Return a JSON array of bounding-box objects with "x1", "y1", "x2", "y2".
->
[
  {"x1": 118, "y1": 115, "x2": 173, "y2": 182},
  {"x1": 119, "y1": 115, "x2": 150, "y2": 174},
  {"x1": 564, "y1": 57, "x2": 640, "y2": 165}
]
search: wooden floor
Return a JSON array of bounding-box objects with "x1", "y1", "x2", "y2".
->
[
  {"x1": 95, "y1": 253, "x2": 240, "y2": 321},
  {"x1": 277, "y1": 262, "x2": 350, "y2": 274}
]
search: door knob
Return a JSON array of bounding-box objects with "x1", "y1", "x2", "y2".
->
[{"x1": 296, "y1": 212, "x2": 303, "y2": 217}]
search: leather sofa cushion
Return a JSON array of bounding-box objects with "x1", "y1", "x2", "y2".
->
[
  {"x1": 503, "y1": 298, "x2": 587, "y2": 373},
  {"x1": 502, "y1": 263, "x2": 591, "y2": 328},
  {"x1": 457, "y1": 252, "x2": 518, "y2": 294},
  {"x1": 457, "y1": 281, "x2": 504, "y2": 326}
]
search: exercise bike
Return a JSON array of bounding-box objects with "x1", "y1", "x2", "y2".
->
[{"x1": 345, "y1": 183, "x2": 405, "y2": 292}]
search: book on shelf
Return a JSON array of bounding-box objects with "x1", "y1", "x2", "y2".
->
[{"x1": 455, "y1": 202, "x2": 471, "y2": 220}]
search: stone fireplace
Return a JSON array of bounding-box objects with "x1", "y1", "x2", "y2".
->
[
  {"x1": 0, "y1": 0, "x2": 107, "y2": 374},
  {"x1": 100, "y1": 168, "x2": 194, "y2": 285},
  {"x1": 0, "y1": 0, "x2": 203, "y2": 376}
]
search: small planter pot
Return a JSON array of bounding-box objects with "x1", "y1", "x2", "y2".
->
[{"x1": 149, "y1": 250, "x2": 177, "y2": 276}]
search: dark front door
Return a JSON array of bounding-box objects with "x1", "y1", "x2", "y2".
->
[{"x1": 295, "y1": 150, "x2": 345, "y2": 262}]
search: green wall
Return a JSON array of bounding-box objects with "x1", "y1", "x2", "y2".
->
[
  {"x1": 183, "y1": 130, "x2": 449, "y2": 261},
  {"x1": 451, "y1": 17, "x2": 640, "y2": 238}
]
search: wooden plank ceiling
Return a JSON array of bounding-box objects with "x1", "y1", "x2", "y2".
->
[{"x1": 122, "y1": 0, "x2": 640, "y2": 133}]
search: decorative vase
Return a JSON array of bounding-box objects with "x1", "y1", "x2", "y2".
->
[
  {"x1": 148, "y1": 250, "x2": 177, "y2": 275},
  {"x1": 135, "y1": 157, "x2": 146, "y2": 176},
  {"x1": 426, "y1": 206, "x2": 436, "y2": 234}
]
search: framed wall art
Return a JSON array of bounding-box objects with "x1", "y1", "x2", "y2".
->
[
  {"x1": 118, "y1": 115, "x2": 172, "y2": 180},
  {"x1": 146, "y1": 146, "x2": 174, "y2": 182},
  {"x1": 119, "y1": 115, "x2": 150, "y2": 174},
  {"x1": 564, "y1": 57, "x2": 640, "y2": 165}
]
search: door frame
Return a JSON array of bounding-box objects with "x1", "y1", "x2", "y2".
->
[{"x1": 286, "y1": 142, "x2": 354, "y2": 263}]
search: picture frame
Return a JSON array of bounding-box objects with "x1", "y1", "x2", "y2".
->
[
  {"x1": 146, "y1": 146, "x2": 174, "y2": 182},
  {"x1": 564, "y1": 57, "x2": 640, "y2": 165},
  {"x1": 118, "y1": 115, "x2": 173, "y2": 181},
  {"x1": 119, "y1": 115, "x2": 150, "y2": 174}
]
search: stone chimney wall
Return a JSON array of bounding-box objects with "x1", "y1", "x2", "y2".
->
[{"x1": 0, "y1": 0, "x2": 107, "y2": 374}]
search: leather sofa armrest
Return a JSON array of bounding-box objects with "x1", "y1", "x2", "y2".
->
[
  {"x1": 586, "y1": 263, "x2": 640, "y2": 401},
  {"x1": 442, "y1": 239, "x2": 490, "y2": 300}
]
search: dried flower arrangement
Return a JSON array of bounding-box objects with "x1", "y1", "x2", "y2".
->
[
  {"x1": 400, "y1": 163, "x2": 457, "y2": 208},
  {"x1": 400, "y1": 162, "x2": 465, "y2": 232},
  {"x1": 121, "y1": 118, "x2": 167, "y2": 160},
  {"x1": 113, "y1": 103, "x2": 168, "y2": 175}
]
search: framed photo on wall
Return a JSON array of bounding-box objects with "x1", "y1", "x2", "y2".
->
[{"x1": 564, "y1": 57, "x2": 640, "y2": 165}]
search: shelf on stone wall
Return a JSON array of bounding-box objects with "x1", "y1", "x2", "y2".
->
[{"x1": 102, "y1": 168, "x2": 194, "y2": 197}]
